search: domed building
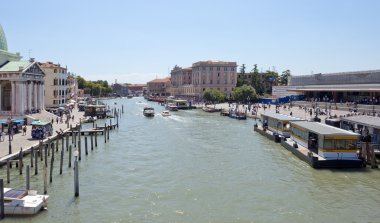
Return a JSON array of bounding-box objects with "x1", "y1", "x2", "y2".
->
[{"x1": 0, "y1": 24, "x2": 45, "y2": 116}]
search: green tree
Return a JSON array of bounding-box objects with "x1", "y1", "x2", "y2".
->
[
  {"x1": 251, "y1": 64, "x2": 264, "y2": 95},
  {"x1": 280, "y1": 70, "x2": 291, "y2": 85},
  {"x1": 203, "y1": 89, "x2": 225, "y2": 104},
  {"x1": 76, "y1": 76, "x2": 86, "y2": 89},
  {"x1": 233, "y1": 84, "x2": 257, "y2": 103},
  {"x1": 263, "y1": 70, "x2": 279, "y2": 94},
  {"x1": 239, "y1": 64, "x2": 246, "y2": 75}
]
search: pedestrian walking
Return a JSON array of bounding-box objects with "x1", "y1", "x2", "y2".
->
[
  {"x1": 56, "y1": 117, "x2": 59, "y2": 124},
  {"x1": 22, "y1": 125, "x2": 27, "y2": 136},
  {"x1": 0, "y1": 130, "x2": 4, "y2": 142}
]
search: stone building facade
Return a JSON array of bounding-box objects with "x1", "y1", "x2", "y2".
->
[{"x1": 39, "y1": 62, "x2": 69, "y2": 108}]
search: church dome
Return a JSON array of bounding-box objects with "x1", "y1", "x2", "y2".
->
[{"x1": 0, "y1": 24, "x2": 8, "y2": 51}]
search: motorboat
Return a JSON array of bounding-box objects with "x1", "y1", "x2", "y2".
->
[
  {"x1": 143, "y1": 107, "x2": 155, "y2": 117},
  {"x1": 83, "y1": 116, "x2": 97, "y2": 123},
  {"x1": 3, "y1": 188, "x2": 49, "y2": 215},
  {"x1": 161, "y1": 110, "x2": 171, "y2": 117},
  {"x1": 166, "y1": 103, "x2": 178, "y2": 111}
]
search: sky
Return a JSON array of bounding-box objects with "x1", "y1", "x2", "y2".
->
[{"x1": 1, "y1": 0, "x2": 380, "y2": 84}]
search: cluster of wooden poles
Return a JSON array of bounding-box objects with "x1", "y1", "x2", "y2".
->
[{"x1": 0, "y1": 105, "x2": 124, "y2": 219}]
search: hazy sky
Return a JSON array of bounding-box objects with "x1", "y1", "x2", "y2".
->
[{"x1": 2, "y1": 0, "x2": 379, "y2": 84}]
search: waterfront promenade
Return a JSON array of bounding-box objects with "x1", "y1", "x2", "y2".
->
[
  {"x1": 205, "y1": 102, "x2": 354, "y2": 122},
  {"x1": 0, "y1": 107, "x2": 84, "y2": 161}
]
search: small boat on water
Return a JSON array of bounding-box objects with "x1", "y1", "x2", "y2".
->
[
  {"x1": 202, "y1": 107, "x2": 222, "y2": 113},
  {"x1": 166, "y1": 103, "x2": 178, "y2": 111},
  {"x1": 127, "y1": 95, "x2": 133, "y2": 99},
  {"x1": 83, "y1": 116, "x2": 97, "y2": 123},
  {"x1": 161, "y1": 110, "x2": 171, "y2": 117},
  {"x1": 3, "y1": 188, "x2": 49, "y2": 215},
  {"x1": 143, "y1": 107, "x2": 155, "y2": 117}
]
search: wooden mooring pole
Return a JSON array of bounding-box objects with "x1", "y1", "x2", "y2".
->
[
  {"x1": 68, "y1": 145, "x2": 72, "y2": 168},
  {"x1": 95, "y1": 131, "x2": 98, "y2": 147},
  {"x1": 91, "y1": 134, "x2": 94, "y2": 150},
  {"x1": 60, "y1": 149, "x2": 64, "y2": 175},
  {"x1": 50, "y1": 151, "x2": 54, "y2": 183},
  {"x1": 19, "y1": 148, "x2": 23, "y2": 175},
  {"x1": 74, "y1": 158, "x2": 79, "y2": 197},
  {"x1": 0, "y1": 179, "x2": 4, "y2": 219},
  {"x1": 104, "y1": 123, "x2": 106, "y2": 143},
  {"x1": 6, "y1": 160, "x2": 10, "y2": 184},
  {"x1": 26, "y1": 165, "x2": 30, "y2": 190},
  {"x1": 43, "y1": 163, "x2": 47, "y2": 194},
  {"x1": 85, "y1": 137, "x2": 88, "y2": 155},
  {"x1": 30, "y1": 147, "x2": 34, "y2": 168},
  {"x1": 34, "y1": 150, "x2": 38, "y2": 175}
]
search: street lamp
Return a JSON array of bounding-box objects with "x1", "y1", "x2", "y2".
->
[{"x1": 373, "y1": 96, "x2": 376, "y2": 116}]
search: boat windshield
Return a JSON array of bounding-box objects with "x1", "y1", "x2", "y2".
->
[{"x1": 4, "y1": 189, "x2": 28, "y2": 199}]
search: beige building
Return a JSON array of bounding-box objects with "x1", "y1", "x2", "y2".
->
[
  {"x1": 147, "y1": 77, "x2": 171, "y2": 96},
  {"x1": 39, "y1": 62, "x2": 69, "y2": 108},
  {"x1": 170, "y1": 60, "x2": 237, "y2": 100},
  {"x1": 67, "y1": 74, "x2": 78, "y2": 101}
]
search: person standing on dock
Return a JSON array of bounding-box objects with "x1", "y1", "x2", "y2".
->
[{"x1": 22, "y1": 125, "x2": 27, "y2": 136}]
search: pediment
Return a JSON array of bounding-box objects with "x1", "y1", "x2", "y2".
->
[{"x1": 25, "y1": 63, "x2": 44, "y2": 75}]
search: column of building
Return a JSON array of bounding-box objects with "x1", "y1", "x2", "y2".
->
[
  {"x1": 28, "y1": 81, "x2": 32, "y2": 112},
  {"x1": 39, "y1": 82, "x2": 44, "y2": 110},
  {"x1": 33, "y1": 81, "x2": 38, "y2": 110}
]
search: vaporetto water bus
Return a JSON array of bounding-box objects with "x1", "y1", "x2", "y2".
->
[
  {"x1": 282, "y1": 121, "x2": 364, "y2": 168},
  {"x1": 254, "y1": 113, "x2": 304, "y2": 142}
]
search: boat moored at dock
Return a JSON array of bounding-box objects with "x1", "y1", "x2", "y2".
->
[
  {"x1": 3, "y1": 188, "x2": 49, "y2": 215},
  {"x1": 260, "y1": 113, "x2": 304, "y2": 137},
  {"x1": 283, "y1": 121, "x2": 364, "y2": 168}
]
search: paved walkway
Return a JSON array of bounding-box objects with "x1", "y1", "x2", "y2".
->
[
  {"x1": 0, "y1": 107, "x2": 85, "y2": 161},
  {"x1": 203, "y1": 102, "x2": 354, "y2": 122}
]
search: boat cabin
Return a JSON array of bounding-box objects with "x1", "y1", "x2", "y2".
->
[
  {"x1": 341, "y1": 115, "x2": 380, "y2": 144},
  {"x1": 84, "y1": 105, "x2": 107, "y2": 118},
  {"x1": 290, "y1": 121, "x2": 360, "y2": 160},
  {"x1": 173, "y1": 99, "x2": 189, "y2": 109},
  {"x1": 260, "y1": 113, "x2": 304, "y2": 137}
]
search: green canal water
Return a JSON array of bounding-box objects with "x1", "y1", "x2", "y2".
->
[{"x1": 1, "y1": 97, "x2": 380, "y2": 222}]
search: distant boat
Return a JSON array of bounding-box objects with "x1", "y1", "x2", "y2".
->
[
  {"x1": 3, "y1": 188, "x2": 49, "y2": 215},
  {"x1": 161, "y1": 110, "x2": 171, "y2": 117},
  {"x1": 127, "y1": 95, "x2": 133, "y2": 99},
  {"x1": 166, "y1": 103, "x2": 178, "y2": 111},
  {"x1": 143, "y1": 107, "x2": 155, "y2": 117}
]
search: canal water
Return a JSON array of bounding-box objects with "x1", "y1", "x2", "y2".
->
[{"x1": 1, "y1": 97, "x2": 380, "y2": 222}]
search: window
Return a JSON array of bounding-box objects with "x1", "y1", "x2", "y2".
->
[
  {"x1": 224, "y1": 67, "x2": 227, "y2": 71},
  {"x1": 217, "y1": 73, "x2": 220, "y2": 77},
  {"x1": 231, "y1": 67, "x2": 234, "y2": 71},
  {"x1": 217, "y1": 67, "x2": 220, "y2": 71},
  {"x1": 210, "y1": 67, "x2": 213, "y2": 71}
]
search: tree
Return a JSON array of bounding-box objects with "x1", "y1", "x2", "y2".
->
[
  {"x1": 251, "y1": 64, "x2": 264, "y2": 95},
  {"x1": 280, "y1": 70, "x2": 291, "y2": 85},
  {"x1": 239, "y1": 64, "x2": 246, "y2": 75},
  {"x1": 203, "y1": 89, "x2": 225, "y2": 104},
  {"x1": 76, "y1": 76, "x2": 86, "y2": 89},
  {"x1": 263, "y1": 70, "x2": 279, "y2": 94},
  {"x1": 233, "y1": 84, "x2": 257, "y2": 103}
]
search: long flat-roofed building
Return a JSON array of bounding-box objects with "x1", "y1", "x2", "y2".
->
[{"x1": 277, "y1": 69, "x2": 380, "y2": 103}]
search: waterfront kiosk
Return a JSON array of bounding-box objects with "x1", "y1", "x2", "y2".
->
[
  {"x1": 31, "y1": 121, "x2": 53, "y2": 139},
  {"x1": 284, "y1": 121, "x2": 363, "y2": 168},
  {"x1": 260, "y1": 113, "x2": 304, "y2": 137}
]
